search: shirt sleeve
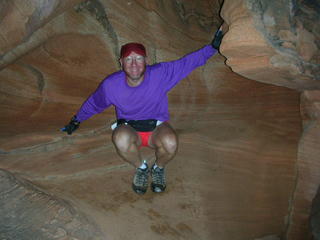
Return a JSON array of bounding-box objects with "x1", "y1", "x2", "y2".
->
[
  {"x1": 159, "y1": 45, "x2": 217, "y2": 91},
  {"x1": 75, "y1": 79, "x2": 112, "y2": 122}
]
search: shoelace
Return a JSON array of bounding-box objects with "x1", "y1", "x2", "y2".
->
[
  {"x1": 152, "y1": 168, "x2": 165, "y2": 185},
  {"x1": 136, "y1": 169, "x2": 148, "y2": 186}
]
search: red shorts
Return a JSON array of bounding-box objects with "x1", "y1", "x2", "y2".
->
[{"x1": 137, "y1": 131, "x2": 153, "y2": 147}]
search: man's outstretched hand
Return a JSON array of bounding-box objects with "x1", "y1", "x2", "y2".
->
[
  {"x1": 61, "y1": 116, "x2": 80, "y2": 135},
  {"x1": 211, "y1": 26, "x2": 224, "y2": 50}
]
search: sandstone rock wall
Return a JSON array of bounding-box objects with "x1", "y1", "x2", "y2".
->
[
  {"x1": 0, "y1": 0, "x2": 318, "y2": 239},
  {"x1": 0, "y1": 0, "x2": 222, "y2": 145},
  {"x1": 0, "y1": 0, "x2": 83, "y2": 69},
  {"x1": 221, "y1": 0, "x2": 320, "y2": 90},
  {"x1": 297, "y1": 90, "x2": 320, "y2": 239},
  {"x1": 221, "y1": 0, "x2": 320, "y2": 239}
]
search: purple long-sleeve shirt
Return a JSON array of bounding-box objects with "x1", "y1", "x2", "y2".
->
[{"x1": 76, "y1": 45, "x2": 217, "y2": 122}]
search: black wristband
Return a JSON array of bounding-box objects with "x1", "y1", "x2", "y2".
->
[
  {"x1": 71, "y1": 115, "x2": 80, "y2": 125},
  {"x1": 211, "y1": 29, "x2": 223, "y2": 49}
]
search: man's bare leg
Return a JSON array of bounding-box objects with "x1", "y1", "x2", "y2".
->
[
  {"x1": 150, "y1": 122, "x2": 178, "y2": 167},
  {"x1": 112, "y1": 124, "x2": 149, "y2": 194},
  {"x1": 149, "y1": 122, "x2": 178, "y2": 192},
  {"x1": 112, "y1": 124, "x2": 142, "y2": 168}
]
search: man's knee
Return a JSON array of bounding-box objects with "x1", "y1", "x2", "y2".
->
[
  {"x1": 160, "y1": 132, "x2": 178, "y2": 154},
  {"x1": 112, "y1": 126, "x2": 136, "y2": 152}
]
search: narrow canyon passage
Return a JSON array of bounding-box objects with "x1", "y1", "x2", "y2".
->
[
  {"x1": 0, "y1": 55, "x2": 302, "y2": 240},
  {"x1": 0, "y1": 0, "x2": 319, "y2": 239}
]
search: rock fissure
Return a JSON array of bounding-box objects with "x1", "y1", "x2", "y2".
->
[
  {"x1": 75, "y1": 0, "x2": 119, "y2": 58},
  {"x1": 285, "y1": 153, "x2": 300, "y2": 239},
  {"x1": 18, "y1": 62, "x2": 45, "y2": 94}
]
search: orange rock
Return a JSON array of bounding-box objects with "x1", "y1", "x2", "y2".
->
[
  {"x1": 221, "y1": 0, "x2": 320, "y2": 91},
  {"x1": 0, "y1": 0, "x2": 319, "y2": 239}
]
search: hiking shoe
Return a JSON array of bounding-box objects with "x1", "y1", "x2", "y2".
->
[
  {"x1": 132, "y1": 167, "x2": 149, "y2": 195},
  {"x1": 151, "y1": 165, "x2": 166, "y2": 193}
]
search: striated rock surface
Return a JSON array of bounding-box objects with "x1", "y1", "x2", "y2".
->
[
  {"x1": 0, "y1": 168, "x2": 105, "y2": 239},
  {"x1": 0, "y1": 0, "x2": 319, "y2": 239},
  {"x1": 0, "y1": 0, "x2": 83, "y2": 69}
]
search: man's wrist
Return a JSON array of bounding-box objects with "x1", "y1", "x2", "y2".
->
[
  {"x1": 71, "y1": 115, "x2": 81, "y2": 125},
  {"x1": 211, "y1": 29, "x2": 223, "y2": 49}
]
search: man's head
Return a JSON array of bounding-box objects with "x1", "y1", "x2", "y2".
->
[
  {"x1": 120, "y1": 43, "x2": 147, "y2": 86},
  {"x1": 120, "y1": 42, "x2": 146, "y2": 58}
]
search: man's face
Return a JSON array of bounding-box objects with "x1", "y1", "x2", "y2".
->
[{"x1": 121, "y1": 51, "x2": 147, "y2": 86}]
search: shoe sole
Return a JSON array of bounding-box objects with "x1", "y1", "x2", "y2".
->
[
  {"x1": 151, "y1": 183, "x2": 166, "y2": 193},
  {"x1": 132, "y1": 184, "x2": 148, "y2": 195}
]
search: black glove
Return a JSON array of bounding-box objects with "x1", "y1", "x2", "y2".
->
[
  {"x1": 211, "y1": 27, "x2": 223, "y2": 49},
  {"x1": 61, "y1": 115, "x2": 80, "y2": 135}
]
